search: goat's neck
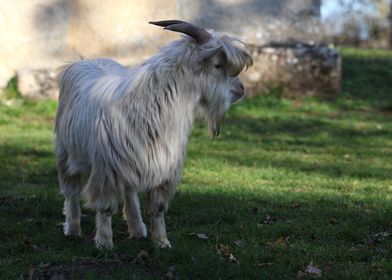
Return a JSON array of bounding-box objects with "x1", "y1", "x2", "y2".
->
[
  {"x1": 142, "y1": 56, "x2": 201, "y2": 145},
  {"x1": 161, "y1": 75, "x2": 199, "y2": 140}
]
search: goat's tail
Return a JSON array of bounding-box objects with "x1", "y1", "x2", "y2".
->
[{"x1": 55, "y1": 62, "x2": 80, "y2": 133}]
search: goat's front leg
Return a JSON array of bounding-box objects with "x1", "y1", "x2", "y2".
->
[
  {"x1": 123, "y1": 187, "x2": 147, "y2": 239},
  {"x1": 95, "y1": 209, "x2": 114, "y2": 249},
  {"x1": 148, "y1": 184, "x2": 175, "y2": 248}
]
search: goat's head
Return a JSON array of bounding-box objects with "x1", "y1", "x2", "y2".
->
[{"x1": 150, "y1": 20, "x2": 253, "y2": 136}]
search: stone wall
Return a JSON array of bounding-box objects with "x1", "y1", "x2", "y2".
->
[
  {"x1": 0, "y1": 0, "x2": 340, "y2": 99},
  {"x1": 241, "y1": 42, "x2": 341, "y2": 97}
]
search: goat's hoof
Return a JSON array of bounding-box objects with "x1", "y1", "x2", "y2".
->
[
  {"x1": 153, "y1": 238, "x2": 171, "y2": 249},
  {"x1": 130, "y1": 223, "x2": 148, "y2": 239},
  {"x1": 63, "y1": 223, "x2": 81, "y2": 237},
  {"x1": 94, "y1": 238, "x2": 114, "y2": 250}
]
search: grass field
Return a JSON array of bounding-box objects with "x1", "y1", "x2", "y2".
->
[{"x1": 0, "y1": 48, "x2": 391, "y2": 279}]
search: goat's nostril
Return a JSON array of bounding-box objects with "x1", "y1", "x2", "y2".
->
[{"x1": 240, "y1": 83, "x2": 244, "y2": 90}]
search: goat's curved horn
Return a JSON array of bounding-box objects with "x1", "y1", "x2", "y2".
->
[
  {"x1": 149, "y1": 20, "x2": 212, "y2": 45},
  {"x1": 149, "y1": 20, "x2": 184, "y2": 27}
]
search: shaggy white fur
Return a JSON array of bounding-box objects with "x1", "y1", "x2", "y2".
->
[{"x1": 55, "y1": 20, "x2": 252, "y2": 249}]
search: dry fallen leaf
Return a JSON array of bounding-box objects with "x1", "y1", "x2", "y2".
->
[
  {"x1": 165, "y1": 271, "x2": 174, "y2": 279},
  {"x1": 365, "y1": 231, "x2": 391, "y2": 245},
  {"x1": 259, "y1": 215, "x2": 278, "y2": 226},
  {"x1": 38, "y1": 262, "x2": 50, "y2": 268},
  {"x1": 228, "y1": 253, "x2": 237, "y2": 263},
  {"x1": 304, "y1": 262, "x2": 322, "y2": 277},
  {"x1": 217, "y1": 243, "x2": 238, "y2": 263},
  {"x1": 263, "y1": 215, "x2": 273, "y2": 224},
  {"x1": 275, "y1": 236, "x2": 289, "y2": 245},
  {"x1": 290, "y1": 203, "x2": 301, "y2": 209},
  {"x1": 268, "y1": 236, "x2": 289, "y2": 248},
  {"x1": 189, "y1": 232, "x2": 208, "y2": 240},
  {"x1": 217, "y1": 243, "x2": 231, "y2": 256},
  {"x1": 135, "y1": 250, "x2": 150, "y2": 264},
  {"x1": 296, "y1": 270, "x2": 305, "y2": 279},
  {"x1": 374, "y1": 231, "x2": 391, "y2": 239},
  {"x1": 259, "y1": 262, "x2": 274, "y2": 266}
]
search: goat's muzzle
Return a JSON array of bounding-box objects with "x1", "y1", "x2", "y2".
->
[{"x1": 231, "y1": 80, "x2": 246, "y2": 104}]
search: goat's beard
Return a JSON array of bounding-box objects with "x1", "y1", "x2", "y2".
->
[
  {"x1": 208, "y1": 114, "x2": 225, "y2": 137},
  {"x1": 196, "y1": 100, "x2": 227, "y2": 137}
]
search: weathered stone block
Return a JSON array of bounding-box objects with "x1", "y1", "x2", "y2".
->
[
  {"x1": 241, "y1": 42, "x2": 341, "y2": 97},
  {"x1": 18, "y1": 68, "x2": 58, "y2": 100}
]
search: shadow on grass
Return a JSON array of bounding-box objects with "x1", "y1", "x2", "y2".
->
[
  {"x1": 1, "y1": 187, "x2": 391, "y2": 279},
  {"x1": 340, "y1": 48, "x2": 392, "y2": 111},
  {"x1": 0, "y1": 142, "x2": 57, "y2": 190}
]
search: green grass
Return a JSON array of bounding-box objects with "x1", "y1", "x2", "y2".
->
[{"x1": 1, "y1": 48, "x2": 392, "y2": 279}]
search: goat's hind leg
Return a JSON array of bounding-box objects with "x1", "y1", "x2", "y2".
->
[
  {"x1": 123, "y1": 186, "x2": 147, "y2": 239},
  {"x1": 57, "y1": 153, "x2": 82, "y2": 236},
  {"x1": 63, "y1": 189, "x2": 82, "y2": 236}
]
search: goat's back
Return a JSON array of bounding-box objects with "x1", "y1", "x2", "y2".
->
[
  {"x1": 56, "y1": 58, "x2": 132, "y2": 127},
  {"x1": 58, "y1": 58, "x2": 129, "y2": 102},
  {"x1": 55, "y1": 59, "x2": 133, "y2": 165}
]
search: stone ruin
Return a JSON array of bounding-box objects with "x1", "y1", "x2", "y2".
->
[
  {"x1": 185, "y1": 0, "x2": 341, "y2": 97},
  {"x1": 0, "y1": 0, "x2": 341, "y2": 100},
  {"x1": 17, "y1": 68, "x2": 59, "y2": 100},
  {"x1": 242, "y1": 41, "x2": 341, "y2": 97}
]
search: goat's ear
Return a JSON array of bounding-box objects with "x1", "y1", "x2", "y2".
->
[{"x1": 198, "y1": 46, "x2": 223, "y2": 64}]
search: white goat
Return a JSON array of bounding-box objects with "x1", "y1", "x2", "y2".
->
[{"x1": 55, "y1": 20, "x2": 253, "y2": 249}]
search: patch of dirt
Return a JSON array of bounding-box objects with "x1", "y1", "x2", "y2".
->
[{"x1": 35, "y1": 259, "x2": 154, "y2": 279}]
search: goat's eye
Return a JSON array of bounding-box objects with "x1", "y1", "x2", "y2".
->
[{"x1": 214, "y1": 64, "x2": 223, "y2": 69}]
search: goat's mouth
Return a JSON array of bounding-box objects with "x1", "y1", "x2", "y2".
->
[{"x1": 231, "y1": 90, "x2": 246, "y2": 104}]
